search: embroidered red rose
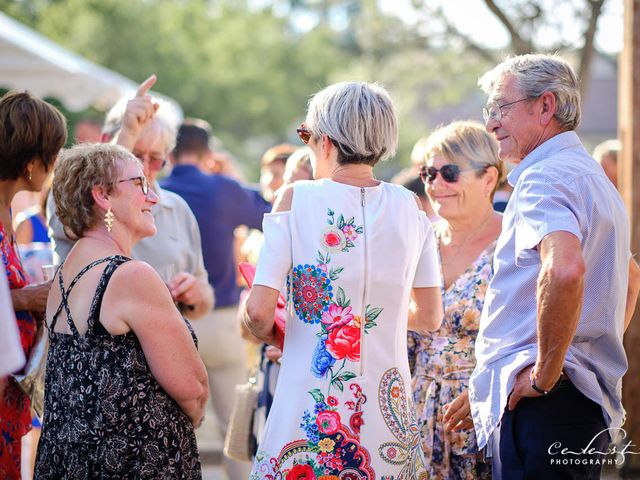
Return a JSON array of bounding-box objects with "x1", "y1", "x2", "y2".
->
[
  {"x1": 321, "y1": 226, "x2": 346, "y2": 252},
  {"x1": 327, "y1": 395, "x2": 339, "y2": 407},
  {"x1": 325, "y1": 232, "x2": 341, "y2": 247},
  {"x1": 326, "y1": 325, "x2": 360, "y2": 361},
  {"x1": 316, "y1": 410, "x2": 341, "y2": 435},
  {"x1": 287, "y1": 464, "x2": 317, "y2": 480},
  {"x1": 349, "y1": 410, "x2": 364, "y2": 434}
]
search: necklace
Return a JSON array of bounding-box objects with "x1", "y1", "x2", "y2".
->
[{"x1": 439, "y1": 212, "x2": 494, "y2": 267}]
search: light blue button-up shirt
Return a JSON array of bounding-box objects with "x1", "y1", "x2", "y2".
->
[{"x1": 470, "y1": 131, "x2": 630, "y2": 449}]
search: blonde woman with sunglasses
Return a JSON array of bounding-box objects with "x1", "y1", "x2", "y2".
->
[{"x1": 409, "y1": 120, "x2": 503, "y2": 479}]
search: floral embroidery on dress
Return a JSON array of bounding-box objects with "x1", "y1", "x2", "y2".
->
[
  {"x1": 320, "y1": 209, "x2": 363, "y2": 253},
  {"x1": 252, "y1": 208, "x2": 390, "y2": 480},
  {"x1": 252, "y1": 385, "x2": 374, "y2": 479},
  {"x1": 292, "y1": 264, "x2": 334, "y2": 324},
  {"x1": 378, "y1": 368, "x2": 428, "y2": 480},
  {"x1": 293, "y1": 209, "x2": 382, "y2": 385}
]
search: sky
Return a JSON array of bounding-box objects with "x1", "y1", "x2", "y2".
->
[{"x1": 378, "y1": 0, "x2": 624, "y2": 54}]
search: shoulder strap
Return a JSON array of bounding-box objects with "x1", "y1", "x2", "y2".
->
[
  {"x1": 87, "y1": 256, "x2": 131, "y2": 335},
  {"x1": 49, "y1": 256, "x2": 128, "y2": 336}
]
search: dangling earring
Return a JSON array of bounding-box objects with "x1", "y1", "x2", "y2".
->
[
  {"x1": 28, "y1": 171, "x2": 32, "y2": 181},
  {"x1": 104, "y1": 208, "x2": 115, "y2": 232}
]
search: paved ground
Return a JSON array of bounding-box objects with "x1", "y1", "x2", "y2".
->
[{"x1": 197, "y1": 398, "x2": 229, "y2": 480}]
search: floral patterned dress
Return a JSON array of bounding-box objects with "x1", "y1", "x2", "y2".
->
[
  {"x1": 34, "y1": 255, "x2": 202, "y2": 479},
  {"x1": 0, "y1": 219, "x2": 37, "y2": 479},
  {"x1": 250, "y1": 179, "x2": 441, "y2": 479},
  {"x1": 408, "y1": 233, "x2": 496, "y2": 480}
]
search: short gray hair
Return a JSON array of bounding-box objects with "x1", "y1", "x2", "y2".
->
[
  {"x1": 478, "y1": 53, "x2": 581, "y2": 131},
  {"x1": 305, "y1": 81, "x2": 398, "y2": 166},
  {"x1": 103, "y1": 96, "x2": 178, "y2": 153}
]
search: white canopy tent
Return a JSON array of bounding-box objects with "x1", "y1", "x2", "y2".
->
[{"x1": 0, "y1": 11, "x2": 182, "y2": 120}]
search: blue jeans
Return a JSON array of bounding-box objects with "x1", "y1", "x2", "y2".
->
[{"x1": 492, "y1": 380, "x2": 609, "y2": 479}]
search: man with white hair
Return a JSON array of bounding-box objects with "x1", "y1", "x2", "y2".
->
[{"x1": 467, "y1": 54, "x2": 640, "y2": 478}]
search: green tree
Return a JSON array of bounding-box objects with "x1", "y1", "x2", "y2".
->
[{"x1": 1, "y1": 0, "x2": 346, "y2": 173}]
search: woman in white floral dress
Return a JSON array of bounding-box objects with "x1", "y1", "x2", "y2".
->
[
  {"x1": 242, "y1": 82, "x2": 443, "y2": 479},
  {"x1": 408, "y1": 121, "x2": 504, "y2": 480}
]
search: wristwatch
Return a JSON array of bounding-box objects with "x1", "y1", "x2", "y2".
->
[{"x1": 529, "y1": 369, "x2": 563, "y2": 395}]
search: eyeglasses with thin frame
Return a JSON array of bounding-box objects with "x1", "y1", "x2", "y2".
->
[
  {"x1": 296, "y1": 124, "x2": 312, "y2": 144},
  {"x1": 482, "y1": 96, "x2": 535, "y2": 123},
  {"x1": 118, "y1": 175, "x2": 150, "y2": 195},
  {"x1": 132, "y1": 151, "x2": 167, "y2": 171},
  {"x1": 420, "y1": 163, "x2": 489, "y2": 184}
]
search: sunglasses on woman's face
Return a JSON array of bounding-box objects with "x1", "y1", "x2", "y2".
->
[
  {"x1": 420, "y1": 164, "x2": 488, "y2": 184},
  {"x1": 296, "y1": 124, "x2": 312, "y2": 144}
]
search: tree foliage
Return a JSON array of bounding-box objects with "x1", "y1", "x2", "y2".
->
[
  {"x1": 0, "y1": 0, "x2": 614, "y2": 174},
  {"x1": 1, "y1": 0, "x2": 348, "y2": 172}
]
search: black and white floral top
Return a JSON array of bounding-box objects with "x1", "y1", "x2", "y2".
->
[{"x1": 35, "y1": 255, "x2": 201, "y2": 479}]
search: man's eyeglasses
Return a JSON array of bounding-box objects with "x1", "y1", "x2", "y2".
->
[
  {"x1": 420, "y1": 164, "x2": 489, "y2": 184},
  {"x1": 118, "y1": 175, "x2": 150, "y2": 195},
  {"x1": 133, "y1": 151, "x2": 167, "y2": 171},
  {"x1": 296, "y1": 124, "x2": 312, "y2": 144},
  {"x1": 482, "y1": 97, "x2": 535, "y2": 123}
]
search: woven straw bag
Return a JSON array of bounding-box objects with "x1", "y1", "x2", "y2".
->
[{"x1": 223, "y1": 378, "x2": 259, "y2": 461}]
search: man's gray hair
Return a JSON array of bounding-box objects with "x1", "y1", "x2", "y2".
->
[
  {"x1": 305, "y1": 81, "x2": 398, "y2": 165},
  {"x1": 478, "y1": 53, "x2": 581, "y2": 131},
  {"x1": 102, "y1": 96, "x2": 178, "y2": 152}
]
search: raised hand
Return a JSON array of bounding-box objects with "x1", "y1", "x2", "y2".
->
[{"x1": 116, "y1": 74, "x2": 159, "y2": 150}]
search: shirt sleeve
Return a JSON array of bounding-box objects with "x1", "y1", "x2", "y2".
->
[
  {"x1": 182, "y1": 202, "x2": 214, "y2": 307},
  {"x1": 184, "y1": 204, "x2": 210, "y2": 286},
  {"x1": 230, "y1": 180, "x2": 273, "y2": 230},
  {"x1": 413, "y1": 213, "x2": 441, "y2": 288},
  {"x1": 514, "y1": 171, "x2": 583, "y2": 267},
  {"x1": 253, "y1": 211, "x2": 292, "y2": 291}
]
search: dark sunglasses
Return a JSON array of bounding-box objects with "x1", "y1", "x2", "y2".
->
[
  {"x1": 296, "y1": 124, "x2": 312, "y2": 144},
  {"x1": 118, "y1": 175, "x2": 150, "y2": 195},
  {"x1": 420, "y1": 164, "x2": 489, "y2": 184}
]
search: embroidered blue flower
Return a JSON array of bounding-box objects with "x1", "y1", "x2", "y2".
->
[{"x1": 311, "y1": 336, "x2": 336, "y2": 378}]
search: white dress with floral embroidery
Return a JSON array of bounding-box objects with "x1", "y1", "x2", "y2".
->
[{"x1": 251, "y1": 179, "x2": 440, "y2": 480}]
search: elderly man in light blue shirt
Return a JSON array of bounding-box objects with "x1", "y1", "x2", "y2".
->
[{"x1": 468, "y1": 54, "x2": 640, "y2": 479}]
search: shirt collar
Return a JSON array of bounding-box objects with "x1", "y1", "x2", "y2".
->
[
  {"x1": 152, "y1": 182, "x2": 176, "y2": 211},
  {"x1": 507, "y1": 131, "x2": 582, "y2": 186}
]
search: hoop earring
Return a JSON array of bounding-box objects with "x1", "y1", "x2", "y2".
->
[{"x1": 104, "y1": 208, "x2": 115, "y2": 232}]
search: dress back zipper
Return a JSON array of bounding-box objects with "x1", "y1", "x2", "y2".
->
[{"x1": 359, "y1": 187, "x2": 367, "y2": 376}]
